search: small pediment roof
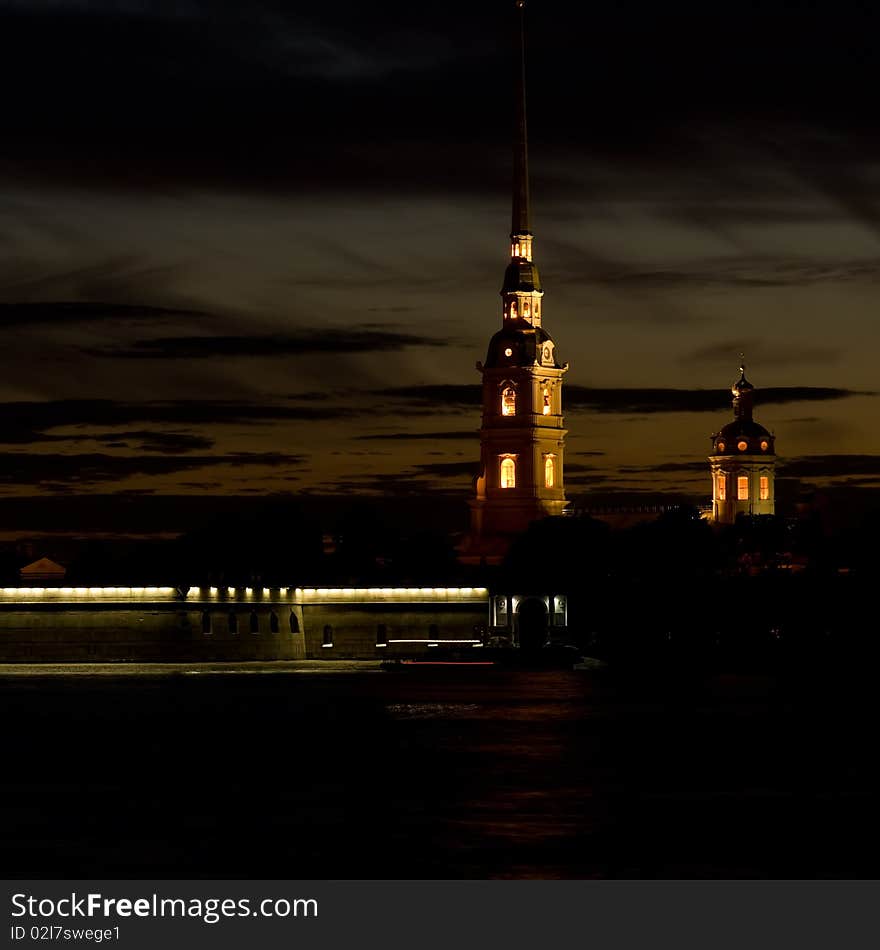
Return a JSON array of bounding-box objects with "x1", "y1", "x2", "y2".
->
[{"x1": 19, "y1": 557, "x2": 66, "y2": 576}]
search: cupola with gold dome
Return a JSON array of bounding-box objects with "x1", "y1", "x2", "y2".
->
[{"x1": 708, "y1": 363, "x2": 777, "y2": 523}]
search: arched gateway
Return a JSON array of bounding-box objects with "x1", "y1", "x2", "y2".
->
[{"x1": 516, "y1": 597, "x2": 549, "y2": 651}]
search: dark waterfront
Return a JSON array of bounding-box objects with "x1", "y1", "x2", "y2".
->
[{"x1": 2, "y1": 663, "x2": 878, "y2": 879}]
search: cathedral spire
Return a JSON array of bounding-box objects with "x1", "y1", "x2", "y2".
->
[
  {"x1": 511, "y1": 0, "x2": 531, "y2": 239},
  {"x1": 463, "y1": 0, "x2": 568, "y2": 565},
  {"x1": 501, "y1": 1, "x2": 541, "y2": 319}
]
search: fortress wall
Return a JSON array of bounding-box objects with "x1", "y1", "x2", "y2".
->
[
  {"x1": 0, "y1": 587, "x2": 490, "y2": 662},
  {"x1": 301, "y1": 602, "x2": 489, "y2": 659},
  {"x1": 0, "y1": 604, "x2": 301, "y2": 662}
]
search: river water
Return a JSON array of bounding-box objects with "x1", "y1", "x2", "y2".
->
[{"x1": 1, "y1": 663, "x2": 877, "y2": 877}]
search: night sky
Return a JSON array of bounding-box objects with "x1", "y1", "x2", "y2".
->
[{"x1": 2, "y1": 0, "x2": 879, "y2": 535}]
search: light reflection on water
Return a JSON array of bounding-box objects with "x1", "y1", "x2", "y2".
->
[
  {"x1": 0, "y1": 665, "x2": 876, "y2": 878},
  {"x1": 385, "y1": 703, "x2": 481, "y2": 719}
]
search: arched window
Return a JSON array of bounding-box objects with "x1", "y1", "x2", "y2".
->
[
  {"x1": 759, "y1": 476, "x2": 770, "y2": 501},
  {"x1": 542, "y1": 388, "x2": 551, "y2": 415},
  {"x1": 500, "y1": 457, "x2": 516, "y2": 489},
  {"x1": 716, "y1": 474, "x2": 726, "y2": 501},
  {"x1": 228, "y1": 612, "x2": 238, "y2": 635},
  {"x1": 269, "y1": 611, "x2": 279, "y2": 634},
  {"x1": 544, "y1": 455, "x2": 555, "y2": 489},
  {"x1": 737, "y1": 475, "x2": 749, "y2": 500},
  {"x1": 289, "y1": 611, "x2": 300, "y2": 634},
  {"x1": 376, "y1": 623, "x2": 388, "y2": 647},
  {"x1": 322, "y1": 624, "x2": 334, "y2": 648},
  {"x1": 201, "y1": 611, "x2": 211, "y2": 635},
  {"x1": 501, "y1": 386, "x2": 516, "y2": 416},
  {"x1": 509, "y1": 299, "x2": 518, "y2": 320},
  {"x1": 523, "y1": 299, "x2": 530, "y2": 319},
  {"x1": 249, "y1": 611, "x2": 259, "y2": 634}
]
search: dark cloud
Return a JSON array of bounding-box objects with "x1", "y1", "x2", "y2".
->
[
  {"x1": 7, "y1": 0, "x2": 880, "y2": 197},
  {"x1": 13, "y1": 429, "x2": 217, "y2": 453},
  {"x1": 409, "y1": 461, "x2": 479, "y2": 479},
  {"x1": 562, "y1": 473, "x2": 613, "y2": 487},
  {"x1": 585, "y1": 258, "x2": 880, "y2": 291},
  {"x1": 373, "y1": 385, "x2": 480, "y2": 407},
  {"x1": 780, "y1": 455, "x2": 880, "y2": 480},
  {"x1": 621, "y1": 461, "x2": 708, "y2": 474},
  {"x1": 85, "y1": 431, "x2": 216, "y2": 454},
  {"x1": 376, "y1": 384, "x2": 867, "y2": 415},
  {"x1": 0, "y1": 257, "x2": 193, "y2": 307},
  {"x1": 566, "y1": 386, "x2": 868, "y2": 414},
  {"x1": 0, "y1": 399, "x2": 361, "y2": 445},
  {"x1": 95, "y1": 329, "x2": 451, "y2": 360},
  {"x1": 355, "y1": 430, "x2": 475, "y2": 442},
  {"x1": 681, "y1": 340, "x2": 842, "y2": 368},
  {"x1": 0, "y1": 451, "x2": 305, "y2": 489},
  {"x1": 0, "y1": 301, "x2": 205, "y2": 327}
]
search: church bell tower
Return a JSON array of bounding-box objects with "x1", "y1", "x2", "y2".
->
[
  {"x1": 464, "y1": 0, "x2": 569, "y2": 563},
  {"x1": 708, "y1": 363, "x2": 777, "y2": 524}
]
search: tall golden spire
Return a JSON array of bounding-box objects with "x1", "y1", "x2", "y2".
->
[{"x1": 511, "y1": 0, "x2": 531, "y2": 239}]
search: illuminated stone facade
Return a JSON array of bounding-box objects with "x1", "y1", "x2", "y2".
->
[
  {"x1": 463, "y1": 0, "x2": 569, "y2": 563},
  {"x1": 708, "y1": 366, "x2": 777, "y2": 524},
  {"x1": 0, "y1": 586, "x2": 490, "y2": 662}
]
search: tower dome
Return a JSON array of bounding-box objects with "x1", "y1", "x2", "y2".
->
[{"x1": 484, "y1": 325, "x2": 559, "y2": 370}]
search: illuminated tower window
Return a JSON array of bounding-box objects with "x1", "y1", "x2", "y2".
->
[
  {"x1": 542, "y1": 388, "x2": 551, "y2": 415},
  {"x1": 523, "y1": 299, "x2": 530, "y2": 319},
  {"x1": 509, "y1": 299, "x2": 518, "y2": 319},
  {"x1": 500, "y1": 456, "x2": 516, "y2": 489},
  {"x1": 737, "y1": 475, "x2": 749, "y2": 500},
  {"x1": 716, "y1": 475, "x2": 726, "y2": 501},
  {"x1": 501, "y1": 386, "x2": 516, "y2": 416},
  {"x1": 544, "y1": 455, "x2": 555, "y2": 488},
  {"x1": 759, "y1": 476, "x2": 770, "y2": 500}
]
